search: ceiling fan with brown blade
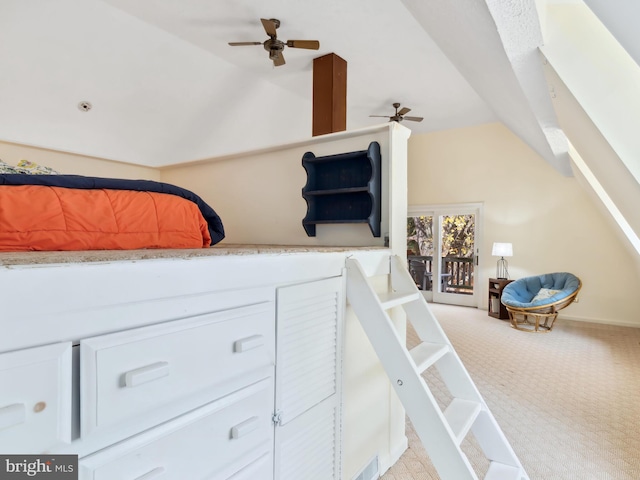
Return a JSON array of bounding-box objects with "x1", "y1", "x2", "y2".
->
[
  {"x1": 370, "y1": 103, "x2": 424, "y2": 123},
  {"x1": 228, "y1": 18, "x2": 320, "y2": 67}
]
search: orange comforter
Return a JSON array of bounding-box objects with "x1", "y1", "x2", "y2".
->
[{"x1": 0, "y1": 185, "x2": 212, "y2": 251}]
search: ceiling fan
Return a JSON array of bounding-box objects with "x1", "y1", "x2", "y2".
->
[
  {"x1": 370, "y1": 103, "x2": 424, "y2": 123},
  {"x1": 228, "y1": 18, "x2": 320, "y2": 67}
]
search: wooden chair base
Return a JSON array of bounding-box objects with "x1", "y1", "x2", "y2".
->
[{"x1": 508, "y1": 311, "x2": 558, "y2": 333}]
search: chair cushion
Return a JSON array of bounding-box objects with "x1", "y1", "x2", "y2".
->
[
  {"x1": 531, "y1": 288, "x2": 561, "y2": 302},
  {"x1": 501, "y1": 272, "x2": 580, "y2": 308}
]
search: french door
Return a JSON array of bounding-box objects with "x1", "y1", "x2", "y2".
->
[{"x1": 407, "y1": 203, "x2": 482, "y2": 307}]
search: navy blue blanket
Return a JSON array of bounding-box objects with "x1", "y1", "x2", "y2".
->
[{"x1": 0, "y1": 174, "x2": 225, "y2": 246}]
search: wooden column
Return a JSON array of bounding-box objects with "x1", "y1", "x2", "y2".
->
[{"x1": 312, "y1": 53, "x2": 347, "y2": 136}]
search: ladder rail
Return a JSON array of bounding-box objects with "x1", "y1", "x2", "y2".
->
[
  {"x1": 346, "y1": 255, "x2": 529, "y2": 480},
  {"x1": 346, "y1": 258, "x2": 480, "y2": 479},
  {"x1": 389, "y1": 256, "x2": 451, "y2": 342},
  {"x1": 472, "y1": 411, "x2": 524, "y2": 468},
  {"x1": 391, "y1": 255, "x2": 488, "y2": 400},
  {"x1": 390, "y1": 256, "x2": 525, "y2": 472}
]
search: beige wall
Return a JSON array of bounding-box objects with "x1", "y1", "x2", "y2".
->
[
  {"x1": 0, "y1": 140, "x2": 160, "y2": 180},
  {"x1": 408, "y1": 122, "x2": 640, "y2": 327},
  {"x1": 160, "y1": 125, "x2": 405, "y2": 249}
]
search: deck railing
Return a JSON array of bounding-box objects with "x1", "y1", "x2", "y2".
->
[
  {"x1": 408, "y1": 255, "x2": 474, "y2": 293},
  {"x1": 442, "y1": 256, "x2": 474, "y2": 293}
]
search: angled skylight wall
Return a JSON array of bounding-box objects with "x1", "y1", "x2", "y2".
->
[{"x1": 540, "y1": 0, "x2": 640, "y2": 183}]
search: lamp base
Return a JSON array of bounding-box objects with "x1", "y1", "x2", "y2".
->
[{"x1": 496, "y1": 257, "x2": 509, "y2": 280}]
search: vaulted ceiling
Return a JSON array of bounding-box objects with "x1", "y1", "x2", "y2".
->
[{"x1": 0, "y1": 0, "x2": 621, "y2": 174}]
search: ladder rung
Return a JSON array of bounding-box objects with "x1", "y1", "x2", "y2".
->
[
  {"x1": 444, "y1": 399, "x2": 482, "y2": 445},
  {"x1": 347, "y1": 256, "x2": 527, "y2": 479},
  {"x1": 409, "y1": 342, "x2": 449, "y2": 373},
  {"x1": 378, "y1": 291, "x2": 420, "y2": 310},
  {"x1": 485, "y1": 461, "x2": 522, "y2": 480}
]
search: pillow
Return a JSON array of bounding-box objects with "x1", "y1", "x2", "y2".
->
[
  {"x1": 16, "y1": 159, "x2": 60, "y2": 175},
  {"x1": 0, "y1": 160, "x2": 28, "y2": 174},
  {"x1": 531, "y1": 288, "x2": 561, "y2": 303}
]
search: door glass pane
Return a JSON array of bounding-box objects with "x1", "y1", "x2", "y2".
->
[
  {"x1": 407, "y1": 216, "x2": 434, "y2": 291},
  {"x1": 439, "y1": 214, "x2": 475, "y2": 295}
]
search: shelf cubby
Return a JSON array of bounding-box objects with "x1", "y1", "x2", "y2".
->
[{"x1": 301, "y1": 142, "x2": 381, "y2": 237}]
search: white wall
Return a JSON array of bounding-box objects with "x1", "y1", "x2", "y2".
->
[
  {"x1": 542, "y1": 60, "x2": 640, "y2": 261},
  {"x1": 408, "y1": 122, "x2": 640, "y2": 327}
]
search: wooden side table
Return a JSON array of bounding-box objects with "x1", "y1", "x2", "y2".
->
[{"x1": 488, "y1": 278, "x2": 513, "y2": 320}]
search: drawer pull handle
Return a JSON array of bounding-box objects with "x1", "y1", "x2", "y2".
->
[
  {"x1": 234, "y1": 335, "x2": 264, "y2": 353},
  {"x1": 124, "y1": 362, "x2": 169, "y2": 388},
  {"x1": 133, "y1": 467, "x2": 165, "y2": 480},
  {"x1": 0, "y1": 403, "x2": 26, "y2": 431},
  {"x1": 230, "y1": 416, "x2": 260, "y2": 439}
]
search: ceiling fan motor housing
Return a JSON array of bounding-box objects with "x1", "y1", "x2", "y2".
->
[{"x1": 264, "y1": 39, "x2": 285, "y2": 56}]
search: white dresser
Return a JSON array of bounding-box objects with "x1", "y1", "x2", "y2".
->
[{"x1": 0, "y1": 247, "x2": 374, "y2": 480}]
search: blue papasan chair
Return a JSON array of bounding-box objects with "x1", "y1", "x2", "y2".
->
[{"x1": 501, "y1": 272, "x2": 582, "y2": 332}]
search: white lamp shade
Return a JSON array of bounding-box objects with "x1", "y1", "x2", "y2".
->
[{"x1": 492, "y1": 242, "x2": 513, "y2": 257}]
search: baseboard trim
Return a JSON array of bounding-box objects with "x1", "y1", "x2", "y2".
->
[
  {"x1": 351, "y1": 455, "x2": 380, "y2": 480},
  {"x1": 378, "y1": 435, "x2": 409, "y2": 476},
  {"x1": 560, "y1": 314, "x2": 640, "y2": 329},
  {"x1": 481, "y1": 307, "x2": 640, "y2": 329}
]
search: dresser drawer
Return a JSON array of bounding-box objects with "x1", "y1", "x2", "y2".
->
[
  {"x1": 225, "y1": 453, "x2": 272, "y2": 480},
  {"x1": 0, "y1": 342, "x2": 72, "y2": 453},
  {"x1": 81, "y1": 302, "x2": 274, "y2": 438},
  {"x1": 79, "y1": 378, "x2": 273, "y2": 480}
]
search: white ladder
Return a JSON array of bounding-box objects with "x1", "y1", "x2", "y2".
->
[{"x1": 345, "y1": 255, "x2": 528, "y2": 480}]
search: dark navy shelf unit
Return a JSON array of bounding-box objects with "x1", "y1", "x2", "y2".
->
[{"x1": 301, "y1": 141, "x2": 381, "y2": 237}]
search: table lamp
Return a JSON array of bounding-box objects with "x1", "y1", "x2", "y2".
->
[{"x1": 492, "y1": 242, "x2": 512, "y2": 279}]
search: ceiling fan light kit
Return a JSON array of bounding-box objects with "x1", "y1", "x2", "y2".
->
[{"x1": 228, "y1": 18, "x2": 320, "y2": 67}]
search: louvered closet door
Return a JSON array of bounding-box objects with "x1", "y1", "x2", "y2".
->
[{"x1": 274, "y1": 276, "x2": 344, "y2": 480}]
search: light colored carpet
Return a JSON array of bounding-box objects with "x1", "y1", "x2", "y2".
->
[{"x1": 381, "y1": 303, "x2": 640, "y2": 480}]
